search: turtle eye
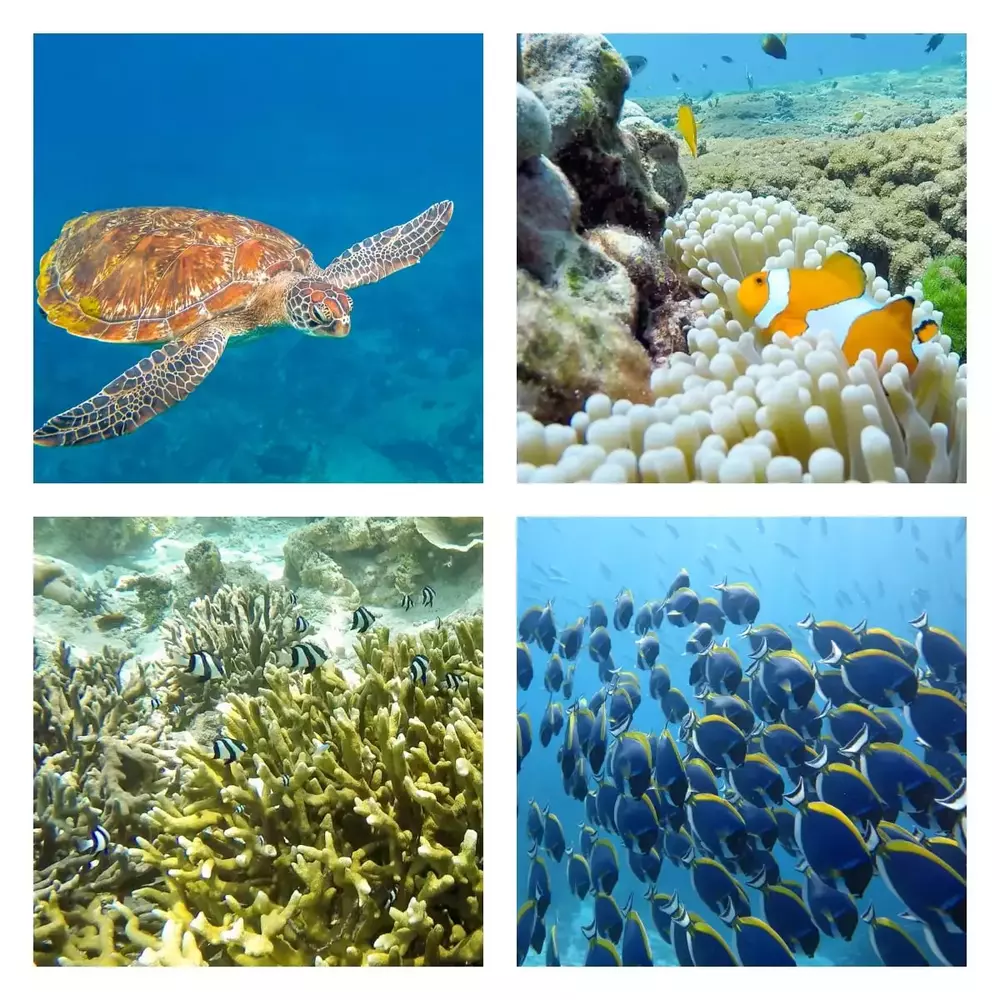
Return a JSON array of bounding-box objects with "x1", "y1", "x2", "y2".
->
[{"x1": 313, "y1": 302, "x2": 333, "y2": 324}]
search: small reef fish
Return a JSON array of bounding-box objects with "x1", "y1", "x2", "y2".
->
[
  {"x1": 351, "y1": 606, "x2": 376, "y2": 632},
  {"x1": 181, "y1": 650, "x2": 225, "y2": 682},
  {"x1": 213, "y1": 736, "x2": 247, "y2": 763},
  {"x1": 761, "y1": 33, "x2": 787, "y2": 60},
  {"x1": 625, "y1": 55, "x2": 647, "y2": 75},
  {"x1": 736, "y1": 251, "x2": 940, "y2": 371},
  {"x1": 701, "y1": 62, "x2": 708, "y2": 70},
  {"x1": 293, "y1": 615, "x2": 309, "y2": 633},
  {"x1": 850, "y1": 34, "x2": 867, "y2": 40},
  {"x1": 400, "y1": 594, "x2": 414, "y2": 611},
  {"x1": 289, "y1": 641, "x2": 328, "y2": 673},
  {"x1": 676, "y1": 104, "x2": 698, "y2": 157},
  {"x1": 818, "y1": 67, "x2": 823, "y2": 75},
  {"x1": 441, "y1": 671, "x2": 463, "y2": 690},
  {"x1": 410, "y1": 654, "x2": 430, "y2": 684},
  {"x1": 746, "y1": 65, "x2": 754, "y2": 90},
  {"x1": 422, "y1": 585, "x2": 436, "y2": 607},
  {"x1": 671, "y1": 72, "x2": 680, "y2": 83},
  {"x1": 925, "y1": 34, "x2": 944, "y2": 53},
  {"x1": 76, "y1": 824, "x2": 111, "y2": 855},
  {"x1": 721, "y1": 55, "x2": 733, "y2": 63}
]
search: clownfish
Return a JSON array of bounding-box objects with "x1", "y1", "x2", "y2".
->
[{"x1": 736, "y1": 251, "x2": 940, "y2": 372}]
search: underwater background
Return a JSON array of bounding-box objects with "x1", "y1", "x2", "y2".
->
[
  {"x1": 34, "y1": 34, "x2": 483, "y2": 484},
  {"x1": 34, "y1": 517, "x2": 484, "y2": 964},
  {"x1": 516, "y1": 517, "x2": 966, "y2": 966}
]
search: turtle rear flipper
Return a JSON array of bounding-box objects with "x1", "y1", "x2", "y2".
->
[
  {"x1": 33, "y1": 325, "x2": 229, "y2": 446},
  {"x1": 323, "y1": 200, "x2": 453, "y2": 290}
]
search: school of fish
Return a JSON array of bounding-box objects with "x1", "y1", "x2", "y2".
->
[{"x1": 516, "y1": 537, "x2": 966, "y2": 968}]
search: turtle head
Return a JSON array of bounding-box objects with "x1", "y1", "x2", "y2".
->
[{"x1": 286, "y1": 279, "x2": 353, "y2": 337}]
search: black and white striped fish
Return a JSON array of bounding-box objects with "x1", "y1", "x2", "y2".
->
[
  {"x1": 400, "y1": 594, "x2": 414, "y2": 611},
  {"x1": 183, "y1": 650, "x2": 226, "y2": 681},
  {"x1": 294, "y1": 616, "x2": 309, "y2": 633},
  {"x1": 280, "y1": 774, "x2": 291, "y2": 787},
  {"x1": 422, "y1": 586, "x2": 436, "y2": 608},
  {"x1": 288, "y1": 592, "x2": 298, "y2": 605},
  {"x1": 76, "y1": 824, "x2": 111, "y2": 855},
  {"x1": 290, "y1": 641, "x2": 328, "y2": 673},
  {"x1": 149, "y1": 696, "x2": 161, "y2": 711},
  {"x1": 213, "y1": 736, "x2": 247, "y2": 763},
  {"x1": 352, "y1": 606, "x2": 376, "y2": 632},
  {"x1": 410, "y1": 654, "x2": 430, "y2": 684},
  {"x1": 441, "y1": 671, "x2": 463, "y2": 690}
]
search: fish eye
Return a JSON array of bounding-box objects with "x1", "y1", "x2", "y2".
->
[{"x1": 755, "y1": 276, "x2": 764, "y2": 285}]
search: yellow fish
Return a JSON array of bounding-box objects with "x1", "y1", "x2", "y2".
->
[
  {"x1": 677, "y1": 104, "x2": 698, "y2": 157},
  {"x1": 736, "y1": 251, "x2": 939, "y2": 372}
]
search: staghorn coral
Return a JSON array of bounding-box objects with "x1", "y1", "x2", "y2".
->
[
  {"x1": 159, "y1": 584, "x2": 305, "y2": 716},
  {"x1": 517, "y1": 191, "x2": 966, "y2": 483},
  {"x1": 126, "y1": 617, "x2": 484, "y2": 966}
]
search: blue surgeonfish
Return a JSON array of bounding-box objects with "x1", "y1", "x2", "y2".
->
[
  {"x1": 730, "y1": 753, "x2": 785, "y2": 807},
  {"x1": 910, "y1": 611, "x2": 966, "y2": 684},
  {"x1": 797, "y1": 614, "x2": 862, "y2": 658},
  {"x1": 695, "y1": 597, "x2": 727, "y2": 634},
  {"x1": 526, "y1": 845, "x2": 551, "y2": 917},
  {"x1": 798, "y1": 863, "x2": 859, "y2": 940},
  {"x1": 621, "y1": 906, "x2": 654, "y2": 966},
  {"x1": 610, "y1": 731, "x2": 654, "y2": 798},
  {"x1": 653, "y1": 728, "x2": 688, "y2": 806},
  {"x1": 667, "y1": 567, "x2": 690, "y2": 597},
  {"x1": 588, "y1": 600, "x2": 609, "y2": 630},
  {"x1": 702, "y1": 639, "x2": 743, "y2": 695},
  {"x1": 545, "y1": 923, "x2": 560, "y2": 966},
  {"x1": 700, "y1": 692, "x2": 756, "y2": 735},
  {"x1": 736, "y1": 798, "x2": 779, "y2": 851},
  {"x1": 660, "y1": 687, "x2": 690, "y2": 723},
  {"x1": 559, "y1": 617, "x2": 585, "y2": 660},
  {"x1": 649, "y1": 663, "x2": 672, "y2": 699},
  {"x1": 516, "y1": 900, "x2": 537, "y2": 966},
  {"x1": 861, "y1": 904, "x2": 929, "y2": 966},
  {"x1": 665, "y1": 587, "x2": 700, "y2": 626},
  {"x1": 516, "y1": 642, "x2": 533, "y2": 690},
  {"x1": 538, "y1": 699, "x2": 564, "y2": 748},
  {"x1": 686, "y1": 917, "x2": 740, "y2": 966},
  {"x1": 516, "y1": 711, "x2": 532, "y2": 772},
  {"x1": 792, "y1": 799, "x2": 879, "y2": 897},
  {"x1": 875, "y1": 838, "x2": 966, "y2": 933},
  {"x1": 615, "y1": 794, "x2": 660, "y2": 853},
  {"x1": 809, "y1": 759, "x2": 883, "y2": 829},
  {"x1": 719, "y1": 898, "x2": 797, "y2": 966},
  {"x1": 644, "y1": 886, "x2": 677, "y2": 944},
  {"x1": 542, "y1": 809, "x2": 566, "y2": 863},
  {"x1": 582, "y1": 927, "x2": 621, "y2": 966},
  {"x1": 589, "y1": 838, "x2": 620, "y2": 894},
  {"x1": 543, "y1": 654, "x2": 564, "y2": 694},
  {"x1": 682, "y1": 711, "x2": 751, "y2": 768},
  {"x1": 753, "y1": 648, "x2": 816, "y2": 710},
  {"x1": 750, "y1": 879, "x2": 821, "y2": 956},
  {"x1": 741, "y1": 622, "x2": 793, "y2": 658},
  {"x1": 852, "y1": 618, "x2": 907, "y2": 657},
  {"x1": 525, "y1": 799, "x2": 545, "y2": 844},
  {"x1": 782, "y1": 698, "x2": 829, "y2": 740},
  {"x1": 588, "y1": 892, "x2": 625, "y2": 945},
  {"x1": 578, "y1": 822, "x2": 598, "y2": 856},
  {"x1": 686, "y1": 622, "x2": 715, "y2": 655},
  {"x1": 761, "y1": 723, "x2": 810, "y2": 768},
  {"x1": 691, "y1": 856, "x2": 751, "y2": 918},
  {"x1": 823, "y1": 642, "x2": 918, "y2": 707},
  {"x1": 587, "y1": 625, "x2": 612, "y2": 662},
  {"x1": 712, "y1": 578, "x2": 760, "y2": 625},
  {"x1": 686, "y1": 792, "x2": 749, "y2": 860},
  {"x1": 842, "y1": 726, "x2": 937, "y2": 818},
  {"x1": 636, "y1": 632, "x2": 659, "y2": 670},
  {"x1": 904, "y1": 687, "x2": 966, "y2": 753},
  {"x1": 634, "y1": 601, "x2": 655, "y2": 636},
  {"x1": 613, "y1": 589, "x2": 634, "y2": 631}
]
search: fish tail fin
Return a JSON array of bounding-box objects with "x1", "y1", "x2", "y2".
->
[{"x1": 914, "y1": 318, "x2": 940, "y2": 344}]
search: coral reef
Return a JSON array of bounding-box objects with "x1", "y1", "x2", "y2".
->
[
  {"x1": 40, "y1": 618, "x2": 485, "y2": 966},
  {"x1": 677, "y1": 113, "x2": 966, "y2": 291},
  {"x1": 34, "y1": 556, "x2": 104, "y2": 612},
  {"x1": 34, "y1": 517, "x2": 168, "y2": 563},
  {"x1": 184, "y1": 540, "x2": 225, "y2": 596},
  {"x1": 517, "y1": 191, "x2": 966, "y2": 483},
  {"x1": 919, "y1": 256, "x2": 966, "y2": 361}
]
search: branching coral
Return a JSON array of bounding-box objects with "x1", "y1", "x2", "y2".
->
[
  {"x1": 127, "y1": 617, "x2": 484, "y2": 966},
  {"x1": 517, "y1": 190, "x2": 967, "y2": 483}
]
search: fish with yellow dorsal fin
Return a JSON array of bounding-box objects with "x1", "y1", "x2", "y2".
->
[
  {"x1": 736, "y1": 251, "x2": 939, "y2": 372},
  {"x1": 676, "y1": 104, "x2": 698, "y2": 157}
]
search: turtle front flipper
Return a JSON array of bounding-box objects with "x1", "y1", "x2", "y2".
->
[
  {"x1": 323, "y1": 200, "x2": 454, "y2": 290},
  {"x1": 33, "y1": 325, "x2": 229, "y2": 446}
]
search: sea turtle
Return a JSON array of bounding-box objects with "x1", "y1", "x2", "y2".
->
[{"x1": 33, "y1": 200, "x2": 453, "y2": 445}]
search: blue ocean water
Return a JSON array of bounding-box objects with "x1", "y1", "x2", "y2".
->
[
  {"x1": 33, "y1": 34, "x2": 483, "y2": 483},
  {"x1": 516, "y1": 517, "x2": 966, "y2": 967},
  {"x1": 606, "y1": 32, "x2": 966, "y2": 98}
]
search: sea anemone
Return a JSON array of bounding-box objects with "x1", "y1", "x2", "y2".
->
[{"x1": 516, "y1": 190, "x2": 966, "y2": 483}]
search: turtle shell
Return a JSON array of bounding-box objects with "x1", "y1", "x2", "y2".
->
[{"x1": 37, "y1": 207, "x2": 314, "y2": 343}]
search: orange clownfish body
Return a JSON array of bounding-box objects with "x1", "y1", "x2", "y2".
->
[{"x1": 736, "y1": 251, "x2": 939, "y2": 372}]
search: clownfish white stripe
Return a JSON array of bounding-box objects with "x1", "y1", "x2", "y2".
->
[
  {"x1": 804, "y1": 295, "x2": 877, "y2": 347},
  {"x1": 757, "y1": 268, "x2": 790, "y2": 328}
]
